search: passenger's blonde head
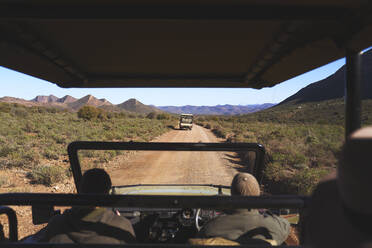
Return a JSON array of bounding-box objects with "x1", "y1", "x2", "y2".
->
[{"x1": 231, "y1": 173, "x2": 260, "y2": 196}]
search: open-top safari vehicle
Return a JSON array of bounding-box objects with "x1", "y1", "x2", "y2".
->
[
  {"x1": 1, "y1": 0, "x2": 372, "y2": 247},
  {"x1": 179, "y1": 114, "x2": 193, "y2": 130},
  {"x1": 69, "y1": 142, "x2": 269, "y2": 244}
]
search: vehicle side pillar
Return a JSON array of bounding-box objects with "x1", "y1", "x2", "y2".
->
[{"x1": 345, "y1": 49, "x2": 362, "y2": 138}]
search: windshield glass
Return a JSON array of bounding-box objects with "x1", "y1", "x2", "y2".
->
[
  {"x1": 77, "y1": 147, "x2": 259, "y2": 194},
  {"x1": 180, "y1": 117, "x2": 193, "y2": 123},
  {"x1": 181, "y1": 117, "x2": 192, "y2": 123}
]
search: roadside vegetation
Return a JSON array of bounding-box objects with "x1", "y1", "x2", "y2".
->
[
  {"x1": 0, "y1": 102, "x2": 175, "y2": 187},
  {"x1": 196, "y1": 99, "x2": 372, "y2": 195}
]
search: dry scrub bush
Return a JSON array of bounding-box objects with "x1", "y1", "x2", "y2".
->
[
  {"x1": 156, "y1": 113, "x2": 171, "y2": 120},
  {"x1": 212, "y1": 125, "x2": 227, "y2": 138},
  {"x1": 27, "y1": 165, "x2": 66, "y2": 186},
  {"x1": 0, "y1": 103, "x2": 11, "y2": 113},
  {"x1": 1, "y1": 103, "x2": 175, "y2": 174},
  {"x1": 0, "y1": 175, "x2": 8, "y2": 187},
  {"x1": 146, "y1": 112, "x2": 156, "y2": 119},
  {"x1": 78, "y1": 106, "x2": 107, "y2": 120}
]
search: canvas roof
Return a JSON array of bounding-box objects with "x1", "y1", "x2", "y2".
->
[{"x1": 1, "y1": 0, "x2": 372, "y2": 88}]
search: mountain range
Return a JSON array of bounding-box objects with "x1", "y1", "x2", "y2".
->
[
  {"x1": 0, "y1": 95, "x2": 161, "y2": 114},
  {"x1": 157, "y1": 104, "x2": 275, "y2": 115},
  {"x1": 0, "y1": 94, "x2": 275, "y2": 115},
  {"x1": 32, "y1": 95, "x2": 77, "y2": 104},
  {"x1": 280, "y1": 49, "x2": 372, "y2": 105}
]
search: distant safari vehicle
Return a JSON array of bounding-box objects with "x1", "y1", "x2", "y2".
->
[{"x1": 179, "y1": 114, "x2": 193, "y2": 130}]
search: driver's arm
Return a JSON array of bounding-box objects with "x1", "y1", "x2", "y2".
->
[{"x1": 261, "y1": 211, "x2": 291, "y2": 245}]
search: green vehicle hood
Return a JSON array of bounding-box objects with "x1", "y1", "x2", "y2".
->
[{"x1": 111, "y1": 184, "x2": 230, "y2": 196}]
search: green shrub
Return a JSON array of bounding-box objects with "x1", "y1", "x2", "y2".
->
[
  {"x1": 22, "y1": 149, "x2": 41, "y2": 164},
  {"x1": 46, "y1": 107, "x2": 58, "y2": 114},
  {"x1": 2, "y1": 158, "x2": 25, "y2": 168},
  {"x1": 43, "y1": 149, "x2": 59, "y2": 160},
  {"x1": 31, "y1": 106, "x2": 46, "y2": 113},
  {"x1": 156, "y1": 113, "x2": 170, "y2": 120},
  {"x1": 0, "y1": 146, "x2": 15, "y2": 157},
  {"x1": 27, "y1": 165, "x2": 66, "y2": 186},
  {"x1": 13, "y1": 108, "x2": 28, "y2": 118},
  {"x1": 117, "y1": 112, "x2": 127, "y2": 118},
  {"x1": 106, "y1": 112, "x2": 114, "y2": 119},
  {"x1": 146, "y1": 112, "x2": 156, "y2": 119},
  {"x1": 0, "y1": 175, "x2": 8, "y2": 187},
  {"x1": 78, "y1": 106, "x2": 100, "y2": 120},
  {"x1": 0, "y1": 103, "x2": 11, "y2": 113},
  {"x1": 212, "y1": 126, "x2": 226, "y2": 138},
  {"x1": 52, "y1": 134, "x2": 66, "y2": 144},
  {"x1": 23, "y1": 122, "x2": 36, "y2": 133},
  {"x1": 97, "y1": 111, "x2": 107, "y2": 120},
  {"x1": 287, "y1": 168, "x2": 329, "y2": 195},
  {"x1": 80, "y1": 150, "x2": 96, "y2": 158}
]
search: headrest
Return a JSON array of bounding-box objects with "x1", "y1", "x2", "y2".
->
[{"x1": 338, "y1": 126, "x2": 372, "y2": 214}]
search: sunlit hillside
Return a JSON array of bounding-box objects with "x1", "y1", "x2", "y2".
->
[{"x1": 196, "y1": 99, "x2": 372, "y2": 195}]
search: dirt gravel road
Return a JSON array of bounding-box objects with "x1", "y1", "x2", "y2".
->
[{"x1": 110, "y1": 125, "x2": 241, "y2": 186}]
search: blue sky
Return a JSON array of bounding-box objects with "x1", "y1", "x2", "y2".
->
[{"x1": 1, "y1": 58, "x2": 345, "y2": 106}]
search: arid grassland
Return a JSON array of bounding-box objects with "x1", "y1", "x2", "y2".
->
[
  {"x1": 196, "y1": 99, "x2": 372, "y2": 195},
  {"x1": 0, "y1": 102, "x2": 177, "y2": 238},
  {"x1": 0, "y1": 102, "x2": 176, "y2": 191}
]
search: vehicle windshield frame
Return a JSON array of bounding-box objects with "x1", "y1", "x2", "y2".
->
[{"x1": 68, "y1": 141, "x2": 266, "y2": 193}]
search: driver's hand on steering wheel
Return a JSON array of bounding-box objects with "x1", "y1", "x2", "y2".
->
[{"x1": 114, "y1": 209, "x2": 121, "y2": 216}]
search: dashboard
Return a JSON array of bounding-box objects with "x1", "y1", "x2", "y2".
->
[{"x1": 116, "y1": 207, "x2": 220, "y2": 243}]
